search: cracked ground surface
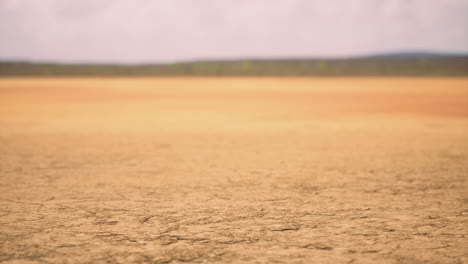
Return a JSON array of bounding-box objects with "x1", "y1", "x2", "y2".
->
[{"x1": 0, "y1": 78, "x2": 467, "y2": 264}]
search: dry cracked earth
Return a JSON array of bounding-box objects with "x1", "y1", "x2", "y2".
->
[{"x1": 0, "y1": 78, "x2": 467, "y2": 264}]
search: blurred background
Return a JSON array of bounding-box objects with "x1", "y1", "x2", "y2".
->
[{"x1": 0, "y1": 0, "x2": 467, "y2": 76}]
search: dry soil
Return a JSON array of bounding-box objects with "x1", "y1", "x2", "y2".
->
[{"x1": 0, "y1": 78, "x2": 467, "y2": 264}]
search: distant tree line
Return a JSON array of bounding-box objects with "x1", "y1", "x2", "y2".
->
[{"x1": 0, "y1": 57, "x2": 467, "y2": 76}]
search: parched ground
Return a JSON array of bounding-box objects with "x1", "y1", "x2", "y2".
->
[{"x1": 0, "y1": 78, "x2": 467, "y2": 264}]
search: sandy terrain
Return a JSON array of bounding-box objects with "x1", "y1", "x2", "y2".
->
[{"x1": 0, "y1": 78, "x2": 467, "y2": 264}]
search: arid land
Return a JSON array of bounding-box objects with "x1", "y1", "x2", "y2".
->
[{"x1": 0, "y1": 78, "x2": 467, "y2": 264}]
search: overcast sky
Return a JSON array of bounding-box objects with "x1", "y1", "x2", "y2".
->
[{"x1": 0, "y1": 0, "x2": 467, "y2": 63}]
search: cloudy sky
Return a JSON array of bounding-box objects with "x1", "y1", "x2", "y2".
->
[{"x1": 0, "y1": 0, "x2": 467, "y2": 63}]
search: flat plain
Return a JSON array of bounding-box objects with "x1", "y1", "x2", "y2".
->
[{"x1": 0, "y1": 78, "x2": 467, "y2": 264}]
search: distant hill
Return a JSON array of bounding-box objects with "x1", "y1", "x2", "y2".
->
[
  {"x1": 368, "y1": 51, "x2": 468, "y2": 58},
  {"x1": 1, "y1": 55, "x2": 467, "y2": 77}
]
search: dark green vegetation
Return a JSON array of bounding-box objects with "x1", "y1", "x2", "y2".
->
[{"x1": 1, "y1": 56, "x2": 467, "y2": 76}]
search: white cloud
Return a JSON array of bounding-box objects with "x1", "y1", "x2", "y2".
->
[{"x1": 0, "y1": 0, "x2": 467, "y2": 63}]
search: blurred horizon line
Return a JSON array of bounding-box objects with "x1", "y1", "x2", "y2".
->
[{"x1": 1, "y1": 50, "x2": 468, "y2": 66}]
